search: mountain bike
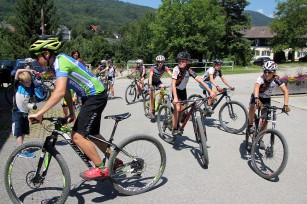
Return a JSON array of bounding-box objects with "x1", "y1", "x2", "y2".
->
[
  {"x1": 125, "y1": 75, "x2": 148, "y2": 104},
  {"x1": 245, "y1": 105, "x2": 289, "y2": 180},
  {"x1": 143, "y1": 86, "x2": 171, "y2": 119},
  {"x1": 4, "y1": 113, "x2": 166, "y2": 203},
  {"x1": 157, "y1": 97, "x2": 209, "y2": 167},
  {"x1": 188, "y1": 87, "x2": 248, "y2": 134}
]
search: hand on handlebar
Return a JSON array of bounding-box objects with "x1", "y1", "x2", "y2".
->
[
  {"x1": 66, "y1": 113, "x2": 76, "y2": 123},
  {"x1": 209, "y1": 91, "x2": 216, "y2": 98},
  {"x1": 230, "y1": 86, "x2": 235, "y2": 91},
  {"x1": 283, "y1": 105, "x2": 290, "y2": 113},
  {"x1": 216, "y1": 86, "x2": 223, "y2": 92},
  {"x1": 28, "y1": 113, "x2": 42, "y2": 124}
]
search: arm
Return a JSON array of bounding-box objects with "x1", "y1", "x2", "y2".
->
[
  {"x1": 171, "y1": 78, "x2": 178, "y2": 103},
  {"x1": 148, "y1": 70, "x2": 153, "y2": 87},
  {"x1": 28, "y1": 77, "x2": 68, "y2": 123},
  {"x1": 167, "y1": 69, "x2": 173, "y2": 77},
  {"x1": 195, "y1": 76, "x2": 215, "y2": 98},
  {"x1": 253, "y1": 83, "x2": 260, "y2": 98},
  {"x1": 209, "y1": 74, "x2": 222, "y2": 92},
  {"x1": 221, "y1": 76, "x2": 233, "y2": 89},
  {"x1": 14, "y1": 69, "x2": 35, "y2": 80},
  {"x1": 280, "y1": 84, "x2": 289, "y2": 105}
]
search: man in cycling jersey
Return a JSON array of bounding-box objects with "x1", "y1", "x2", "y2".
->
[
  {"x1": 246, "y1": 61, "x2": 290, "y2": 150},
  {"x1": 147, "y1": 55, "x2": 172, "y2": 119},
  {"x1": 28, "y1": 35, "x2": 120, "y2": 181},
  {"x1": 130, "y1": 59, "x2": 147, "y2": 96},
  {"x1": 172, "y1": 51, "x2": 216, "y2": 136}
]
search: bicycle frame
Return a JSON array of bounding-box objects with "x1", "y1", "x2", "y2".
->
[
  {"x1": 33, "y1": 118, "x2": 133, "y2": 182},
  {"x1": 211, "y1": 88, "x2": 232, "y2": 111}
]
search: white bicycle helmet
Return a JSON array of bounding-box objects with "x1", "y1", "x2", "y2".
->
[
  {"x1": 25, "y1": 58, "x2": 35, "y2": 64},
  {"x1": 262, "y1": 61, "x2": 277, "y2": 71},
  {"x1": 156, "y1": 55, "x2": 165, "y2": 61},
  {"x1": 136, "y1": 59, "x2": 143, "y2": 64},
  {"x1": 101, "y1": 60, "x2": 106, "y2": 64}
]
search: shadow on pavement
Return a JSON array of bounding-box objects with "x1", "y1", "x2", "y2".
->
[{"x1": 0, "y1": 87, "x2": 13, "y2": 152}]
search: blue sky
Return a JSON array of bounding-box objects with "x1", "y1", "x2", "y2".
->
[{"x1": 120, "y1": 0, "x2": 284, "y2": 18}]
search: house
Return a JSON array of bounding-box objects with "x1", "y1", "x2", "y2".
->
[
  {"x1": 0, "y1": 21, "x2": 15, "y2": 32},
  {"x1": 57, "y1": 25, "x2": 71, "y2": 41},
  {"x1": 241, "y1": 26, "x2": 307, "y2": 61}
]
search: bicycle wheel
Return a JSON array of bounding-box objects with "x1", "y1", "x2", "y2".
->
[
  {"x1": 196, "y1": 116, "x2": 209, "y2": 167},
  {"x1": 125, "y1": 84, "x2": 137, "y2": 104},
  {"x1": 219, "y1": 101, "x2": 248, "y2": 134},
  {"x1": 4, "y1": 141, "x2": 71, "y2": 204},
  {"x1": 143, "y1": 93, "x2": 150, "y2": 117},
  {"x1": 108, "y1": 134, "x2": 166, "y2": 195},
  {"x1": 42, "y1": 84, "x2": 52, "y2": 102},
  {"x1": 251, "y1": 129, "x2": 288, "y2": 180},
  {"x1": 157, "y1": 104, "x2": 174, "y2": 144},
  {"x1": 5, "y1": 84, "x2": 14, "y2": 105}
]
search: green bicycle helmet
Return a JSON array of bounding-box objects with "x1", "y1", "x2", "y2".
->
[{"x1": 29, "y1": 35, "x2": 61, "y2": 55}]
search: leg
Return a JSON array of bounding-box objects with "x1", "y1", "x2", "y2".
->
[
  {"x1": 149, "y1": 90, "x2": 155, "y2": 113},
  {"x1": 110, "y1": 83, "x2": 114, "y2": 97},
  {"x1": 72, "y1": 131, "x2": 103, "y2": 165},
  {"x1": 16, "y1": 135, "x2": 25, "y2": 146}
]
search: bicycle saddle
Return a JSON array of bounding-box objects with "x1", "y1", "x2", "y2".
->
[{"x1": 104, "y1": 112, "x2": 131, "y2": 121}]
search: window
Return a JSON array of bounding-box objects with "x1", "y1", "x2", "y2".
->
[
  {"x1": 297, "y1": 52, "x2": 305, "y2": 57},
  {"x1": 261, "y1": 50, "x2": 271, "y2": 56},
  {"x1": 255, "y1": 50, "x2": 260, "y2": 56}
]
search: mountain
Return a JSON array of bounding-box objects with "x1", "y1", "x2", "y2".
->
[
  {"x1": 245, "y1": 10, "x2": 273, "y2": 26},
  {"x1": 0, "y1": 0, "x2": 155, "y2": 31}
]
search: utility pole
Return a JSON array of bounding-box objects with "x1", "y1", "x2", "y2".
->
[{"x1": 41, "y1": 9, "x2": 44, "y2": 34}]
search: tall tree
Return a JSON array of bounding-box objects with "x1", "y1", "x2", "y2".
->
[
  {"x1": 151, "y1": 0, "x2": 225, "y2": 61},
  {"x1": 270, "y1": 0, "x2": 307, "y2": 61},
  {"x1": 221, "y1": 0, "x2": 252, "y2": 65},
  {"x1": 13, "y1": 0, "x2": 58, "y2": 51}
]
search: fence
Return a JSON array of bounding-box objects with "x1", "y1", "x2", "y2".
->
[{"x1": 126, "y1": 61, "x2": 234, "y2": 75}]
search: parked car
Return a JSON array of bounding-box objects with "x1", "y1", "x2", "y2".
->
[
  {"x1": 11, "y1": 58, "x2": 45, "y2": 76},
  {"x1": 253, "y1": 57, "x2": 272, "y2": 66},
  {"x1": 299, "y1": 55, "x2": 307, "y2": 62},
  {"x1": 0, "y1": 59, "x2": 15, "y2": 84}
]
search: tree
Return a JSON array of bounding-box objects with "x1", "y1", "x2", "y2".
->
[
  {"x1": 221, "y1": 0, "x2": 252, "y2": 65},
  {"x1": 13, "y1": 0, "x2": 59, "y2": 54},
  {"x1": 270, "y1": 0, "x2": 307, "y2": 61},
  {"x1": 151, "y1": 0, "x2": 225, "y2": 61}
]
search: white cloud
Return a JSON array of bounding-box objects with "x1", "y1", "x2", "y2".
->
[{"x1": 257, "y1": 9, "x2": 264, "y2": 14}]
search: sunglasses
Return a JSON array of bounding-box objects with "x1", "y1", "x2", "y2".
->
[
  {"x1": 30, "y1": 51, "x2": 44, "y2": 59},
  {"x1": 264, "y1": 71, "x2": 274, "y2": 74}
]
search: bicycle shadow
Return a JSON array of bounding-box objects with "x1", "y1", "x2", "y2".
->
[
  {"x1": 108, "y1": 96, "x2": 123, "y2": 101},
  {"x1": 238, "y1": 140, "x2": 280, "y2": 182},
  {"x1": 172, "y1": 136, "x2": 208, "y2": 169},
  {"x1": 204, "y1": 118, "x2": 245, "y2": 136},
  {"x1": 69, "y1": 176, "x2": 168, "y2": 203}
]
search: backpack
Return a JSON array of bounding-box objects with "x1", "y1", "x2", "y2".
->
[{"x1": 31, "y1": 75, "x2": 48, "y2": 102}]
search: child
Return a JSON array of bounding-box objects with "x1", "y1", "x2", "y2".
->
[{"x1": 12, "y1": 69, "x2": 35, "y2": 158}]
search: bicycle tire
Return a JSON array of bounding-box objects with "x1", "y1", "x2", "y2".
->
[
  {"x1": 218, "y1": 100, "x2": 248, "y2": 134},
  {"x1": 5, "y1": 84, "x2": 14, "y2": 105},
  {"x1": 107, "y1": 134, "x2": 166, "y2": 195},
  {"x1": 196, "y1": 116, "x2": 209, "y2": 167},
  {"x1": 251, "y1": 129, "x2": 288, "y2": 180},
  {"x1": 143, "y1": 93, "x2": 150, "y2": 117},
  {"x1": 125, "y1": 84, "x2": 137, "y2": 104},
  {"x1": 157, "y1": 104, "x2": 175, "y2": 144},
  {"x1": 4, "y1": 141, "x2": 71, "y2": 204}
]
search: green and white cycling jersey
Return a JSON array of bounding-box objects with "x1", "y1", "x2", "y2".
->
[{"x1": 53, "y1": 53, "x2": 105, "y2": 97}]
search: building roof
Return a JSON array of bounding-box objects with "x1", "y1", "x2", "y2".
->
[{"x1": 241, "y1": 26, "x2": 275, "y2": 38}]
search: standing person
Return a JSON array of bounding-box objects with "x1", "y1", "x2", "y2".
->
[
  {"x1": 28, "y1": 35, "x2": 122, "y2": 180},
  {"x1": 71, "y1": 50, "x2": 86, "y2": 67},
  {"x1": 101, "y1": 59, "x2": 118, "y2": 99},
  {"x1": 147, "y1": 55, "x2": 172, "y2": 119},
  {"x1": 171, "y1": 51, "x2": 215, "y2": 136},
  {"x1": 95, "y1": 60, "x2": 107, "y2": 82},
  {"x1": 129, "y1": 59, "x2": 147, "y2": 96},
  {"x1": 12, "y1": 68, "x2": 36, "y2": 158},
  {"x1": 246, "y1": 61, "x2": 290, "y2": 150}
]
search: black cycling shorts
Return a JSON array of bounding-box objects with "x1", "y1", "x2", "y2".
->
[
  {"x1": 172, "y1": 88, "x2": 187, "y2": 101},
  {"x1": 72, "y1": 91, "x2": 107, "y2": 136},
  {"x1": 152, "y1": 80, "x2": 163, "y2": 88},
  {"x1": 249, "y1": 93, "x2": 271, "y2": 105}
]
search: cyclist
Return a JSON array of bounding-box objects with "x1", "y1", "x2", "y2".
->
[
  {"x1": 200, "y1": 58, "x2": 234, "y2": 114},
  {"x1": 95, "y1": 60, "x2": 107, "y2": 82},
  {"x1": 147, "y1": 55, "x2": 172, "y2": 119},
  {"x1": 246, "y1": 61, "x2": 290, "y2": 149},
  {"x1": 171, "y1": 51, "x2": 216, "y2": 136},
  {"x1": 101, "y1": 59, "x2": 118, "y2": 99},
  {"x1": 28, "y1": 35, "x2": 121, "y2": 181},
  {"x1": 129, "y1": 59, "x2": 147, "y2": 97}
]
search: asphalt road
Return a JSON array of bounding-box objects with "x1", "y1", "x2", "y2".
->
[{"x1": 1, "y1": 69, "x2": 307, "y2": 204}]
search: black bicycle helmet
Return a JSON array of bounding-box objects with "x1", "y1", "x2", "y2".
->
[
  {"x1": 177, "y1": 52, "x2": 191, "y2": 60},
  {"x1": 213, "y1": 58, "x2": 223, "y2": 65}
]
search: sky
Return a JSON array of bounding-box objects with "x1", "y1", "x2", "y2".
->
[{"x1": 120, "y1": 0, "x2": 285, "y2": 18}]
